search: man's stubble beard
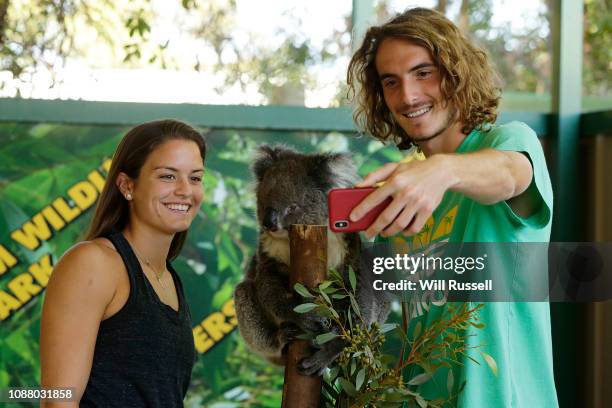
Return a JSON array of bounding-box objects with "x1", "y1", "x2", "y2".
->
[{"x1": 401, "y1": 104, "x2": 458, "y2": 145}]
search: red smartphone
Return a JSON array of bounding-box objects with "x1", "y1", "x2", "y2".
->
[{"x1": 328, "y1": 187, "x2": 392, "y2": 232}]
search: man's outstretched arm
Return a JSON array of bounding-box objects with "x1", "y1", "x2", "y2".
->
[{"x1": 349, "y1": 148, "x2": 535, "y2": 238}]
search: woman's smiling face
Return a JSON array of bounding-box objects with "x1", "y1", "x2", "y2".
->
[{"x1": 125, "y1": 139, "x2": 204, "y2": 235}]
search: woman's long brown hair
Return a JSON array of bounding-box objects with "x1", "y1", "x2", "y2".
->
[{"x1": 85, "y1": 119, "x2": 206, "y2": 260}]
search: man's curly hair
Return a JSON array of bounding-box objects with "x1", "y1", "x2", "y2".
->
[{"x1": 347, "y1": 7, "x2": 501, "y2": 146}]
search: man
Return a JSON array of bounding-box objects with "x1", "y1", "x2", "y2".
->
[{"x1": 347, "y1": 7, "x2": 558, "y2": 407}]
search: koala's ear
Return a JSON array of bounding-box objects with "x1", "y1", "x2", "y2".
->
[
  {"x1": 308, "y1": 153, "x2": 359, "y2": 189},
  {"x1": 326, "y1": 153, "x2": 360, "y2": 188},
  {"x1": 252, "y1": 145, "x2": 296, "y2": 181}
]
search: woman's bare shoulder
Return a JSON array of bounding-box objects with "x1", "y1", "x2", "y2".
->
[
  {"x1": 61, "y1": 238, "x2": 119, "y2": 263},
  {"x1": 51, "y1": 238, "x2": 124, "y2": 292}
]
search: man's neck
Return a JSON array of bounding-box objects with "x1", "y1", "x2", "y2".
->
[{"x1": 416, "y1": 121, "x2": 467, "y2": 157}]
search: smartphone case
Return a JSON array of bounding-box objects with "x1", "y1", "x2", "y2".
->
[{"x1": 328, "y1": 187, "x2": 392, "y2": 232}]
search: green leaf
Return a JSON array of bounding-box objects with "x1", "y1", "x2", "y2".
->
[
  {"x1": 331, "y1": 293, "x2": 347, "y2": 299},
  {"x1": 412, "y1": 321, "x2": 422, "y2": 340},
  {"x1": 319, "y1": 281, "x2": 333, "y2": 291},
  {"x1": 320, "y1": 290, "x2": 332, "y2": 305},
  {"x1": 315, "y1": 332, "x2": 339, "y2": 344},
  {"x1": 380, "y1": 323, "x2": 398, "y2": 333},
  {"x1": 294, "y1": 283, "x2": 314, "y2": 298},
  {"x1": 327, "y1": 366, "x2": 340, "y2": 382},
  {"x1": 328, "y1": 268, "x2": 341, "y2": 281},
  {"x1": 481, "y1": 351, "x2": 498, "y2": 376},
  {"x1": 349, "y1": 266, "x2": 357, "y2": 292},
  {"x1": 338, "y1": 377, "x2": 357, "y2": 397},
  {"x1": 416, "y1": 394, "x2": 428, "y2": 408},
  {"x1": 294, "y1": 303, "x2": 318, "y2": 313},
  {"x1": 447, "y1": 369, "x2": 454, "y2": 395},
  {"x1": 407, "y1": 372, "x2": 432, "y2": 386},
  {"x1": 349, "y1": 294, "x2": 361, "y2": 315},
  {"x1": 355, "y1": 368, "x2": 366, "y2": 390}
]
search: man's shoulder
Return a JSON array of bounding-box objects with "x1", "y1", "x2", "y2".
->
[
  {"x1": 470, "y1": 121, "x2": 540, "y2": 152},
  {"x1": 489, "y1": 121, "x2": 536, "y2": 137}
]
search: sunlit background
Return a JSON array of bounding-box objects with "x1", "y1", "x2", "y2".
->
[{"x1": 1, "y1": 0, "x2": 609, "y2": 111}]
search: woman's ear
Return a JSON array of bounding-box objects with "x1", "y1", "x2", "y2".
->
[{"x1": 116, "y1": 172, "x2": 135, "y2": 200}]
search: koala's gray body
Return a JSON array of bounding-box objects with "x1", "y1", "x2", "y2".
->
[{"x1": 234, "y1": 145, "x2": 391, "y2": 375}]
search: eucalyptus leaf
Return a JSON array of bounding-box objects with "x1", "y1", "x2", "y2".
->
[
  {"x1": 481, "y1": 351, "x2": 498, "y2": 376},
  {"x1": 328, "y1": 366, "x2": 340, "y2": 381},
  {"x1": 338, "y1": 377, "x2": 357, "y2": 397},
  {"x1": 416, "y1": 394, "x2": 428, "y2": 408},
  {"x1": 316, "y1": 332, "x2": 339, "y2": 345},
  {"x1": 380, "y1": 323, "x2": 398, "y2": 333},
  {"x1": 319, "y1": 281, "x2": 332, "y2": 290},
  {"x1": 407, "y1": 372, "x2": 432, "y2": 386},
  {"x1": 355, "y1": 368, "x2": 366, "y2": 390},
  {"x1": 294, "y1": 283, "x2": 314, "y2": 298},
  {"x1": 412, "y1": 321, "x2": 422, "y2": 340},
  {"x1": 348, "y1": 266, "x2": 357, "y2": 292},
  {"x1": 294, "y1": 303, "x2": 318, "y2": 313},
  {"x1": 349, "y1": 294, "x2": 361, "y2": 315}
]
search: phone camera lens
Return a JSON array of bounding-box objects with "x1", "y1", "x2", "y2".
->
[{"x1": 335, "y1": 221, "x2": 348, "y2": 228}]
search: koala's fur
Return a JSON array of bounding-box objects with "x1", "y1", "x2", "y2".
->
[{"x1": 234, "y1": 145, "x2": 391, "y2": 375}]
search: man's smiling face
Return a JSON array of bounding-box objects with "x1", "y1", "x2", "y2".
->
[{"x1": 375, "y1": 37, "x2": 457, "y2": 144}]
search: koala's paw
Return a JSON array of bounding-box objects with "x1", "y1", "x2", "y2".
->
[
  {"x1": 278, "y1": 322, "x2": 300, "y2": 345},
  {"x1": 300, "y1": 314, "x2": 332, "y2": 334},
  {"x1": 297, "y1": 349, "x2": 334, "y2": 376}
]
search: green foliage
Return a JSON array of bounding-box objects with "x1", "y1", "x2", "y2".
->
[
  {"x1": 294, "y1": 268, "x2": 492, "y2": 408},
  {"x1": 583, "y1": 0, "x2": 611, "y2": 97}
]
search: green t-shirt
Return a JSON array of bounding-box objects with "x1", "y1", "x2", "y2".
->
[{"x1": 392, "y1": 122, "x2": 558, "y2": 407}]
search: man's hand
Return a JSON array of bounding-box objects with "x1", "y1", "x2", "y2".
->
[{"x1": 349, "y1": 155, "x2": 455, "y2": 239}]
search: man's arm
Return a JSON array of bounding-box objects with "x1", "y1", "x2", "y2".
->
[{"x1": 349, "y1": 148, "x2": 535, "y2": 239}]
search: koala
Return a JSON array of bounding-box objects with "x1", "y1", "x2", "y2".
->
[{"x1": 234, "y1": 145, "x2": 391, "y2": 376}]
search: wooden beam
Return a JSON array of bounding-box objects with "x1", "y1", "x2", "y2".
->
[{"x1": 282, "y1": 224, "x2": 327, "y2": 408}]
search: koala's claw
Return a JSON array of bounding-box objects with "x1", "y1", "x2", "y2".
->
[
  {"x1": 278, "y1": 323, "x2": 300, "y2": 344},
  {"x1": 297, "y1": 354, "x2": 327, "y2": 376}
]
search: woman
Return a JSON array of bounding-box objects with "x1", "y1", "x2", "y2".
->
[{"x1": 40, "y1": 120, "x2": 206, "y2": 407}]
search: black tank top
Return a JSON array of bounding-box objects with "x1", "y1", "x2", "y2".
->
[{"x1": 80, "y1": 231, "x2": 196, "y2": 408}]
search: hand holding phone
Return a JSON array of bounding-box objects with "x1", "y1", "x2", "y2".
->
[{"x1": 328, "y1": 187, "x2": 392, "y2": 232}]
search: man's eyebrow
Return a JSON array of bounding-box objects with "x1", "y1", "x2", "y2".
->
[
  {"x1": 378, "y1": 62, "x2": 436, "y2": 81},
  {"x1": 153, "y1": 166, "x2": 204, "y2": 173},
  {"x1": 408, "y1": 62, "x2": 436, "y2": 72}
]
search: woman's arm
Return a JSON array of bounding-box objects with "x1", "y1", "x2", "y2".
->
[{"x1": 40, "y1": 241, "x2": 119, "y2": 407}]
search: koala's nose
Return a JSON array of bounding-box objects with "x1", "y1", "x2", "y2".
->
[{"x1": 263, "y1": 207, "x2": 280, "y2": 231}]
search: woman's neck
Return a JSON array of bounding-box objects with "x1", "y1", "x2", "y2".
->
[{"x1": 122, "y1": 223, "x2": 173, "y2": 271}]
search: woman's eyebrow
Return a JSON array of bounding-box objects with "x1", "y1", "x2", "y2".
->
[{"x1": 153, "y1": 166, "x2": 204, "y2": 172}]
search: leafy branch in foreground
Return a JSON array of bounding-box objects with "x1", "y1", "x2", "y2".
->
[{"x1": 294, "y1": 267, "x2": 492, "y2": 408}]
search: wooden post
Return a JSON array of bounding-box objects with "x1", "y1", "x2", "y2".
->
[{"x1": 281, "y1": 224, "x2": 327, "y2": 408}]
